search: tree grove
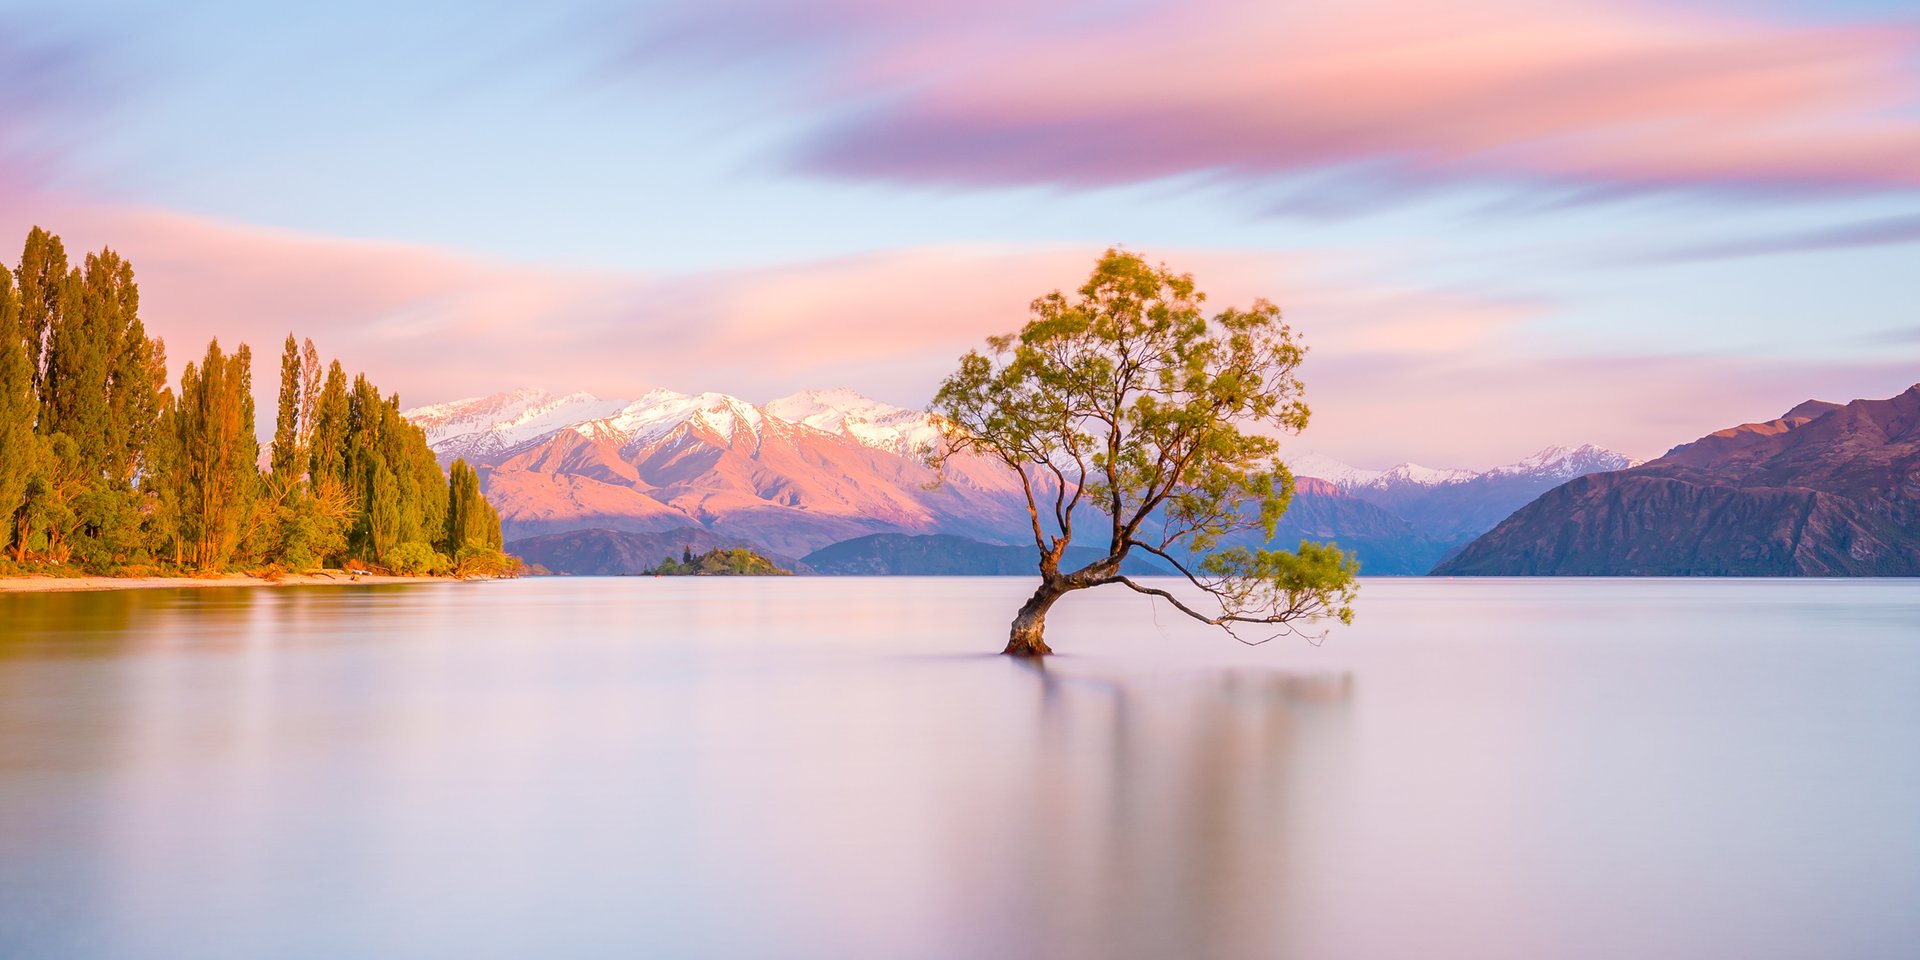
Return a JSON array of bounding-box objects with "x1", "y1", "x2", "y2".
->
[{"x1": 0, "y1": 226, "x2": 510, "y2": 577}]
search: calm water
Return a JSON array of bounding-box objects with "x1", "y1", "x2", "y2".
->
[{"x1": 1, "y1": 577, "x2": 1917, "y2": 959}]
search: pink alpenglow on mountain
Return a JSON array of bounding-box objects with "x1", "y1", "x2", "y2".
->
[
  {"x1": 406, "y1": 387, "x2": 1638, "y2": 574},
  {"x1": 404, "y1": 387, "x2": 1028, "y2": 557}
]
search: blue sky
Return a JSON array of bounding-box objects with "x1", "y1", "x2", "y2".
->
[{"x1": 4, "y1": 0, "x2": 1918, "y2": 465}]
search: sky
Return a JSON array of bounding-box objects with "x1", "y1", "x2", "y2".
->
[{"x1": 2, "y1": 0, "x2": 1918, "y2": 468}]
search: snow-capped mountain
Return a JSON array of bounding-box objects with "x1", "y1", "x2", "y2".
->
[
  {"x1": 1368, "y1": 462, "x2": 1479, "y2": 488},
  {"x1": 1292, "y1": 444, "x2": 1639, "y2": 492},
  {"x1": 1483, "y1": 443, "x2": 1643, "y2": 481},
  {"x1": 1288, "y1": 443, "x2": 1641, "y2": 545},
  {"x1": 401, "y1": 387, "x2": 1023, "y2": 557},
  {"x1": 407, "y1": 389, "x2": 629, "y2": 462},
  {"x1": 401, "y1": 387, "x2": 1639, "y2": 574},
  {"x1": 1281, "y1": 452, "x2": 1383, "y2": 488},
  {"x1": 587, "y1": 389, "x2": 769, "y2": 450},
  {"x1": 765, "y1": 387, "x2": 944, "y2": 456}
]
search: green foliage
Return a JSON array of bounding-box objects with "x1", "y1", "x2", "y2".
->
[
  {"x1": 169, "y1": 339, "x2": 260, "y2": 570},
  {"x1": 0, "y1": 226, "x2": 512, "y2": 579},
  {"x1": 65, "y1": 484, "x2": 144, "y2": 573},
  {"x1": 261, "y1": 477, "x2": 347, "y2": 572},
  {"x1": 931, "y1": 249, "x2": 1357, "y2": 649},
  {"x1": 647, "y1": 546, "x2": 792, "y2": 577},
  {"x1": 386, "y1": 540, "x2": 445, "y2": 575},
  {"x1": 15, "y1": 226, "x2": 67, "y2": 404},
  {"x1": 13, "y1": 436, "x2": 78, "y2": 563},
  {"x1": 1195, "y1": 541, "x2": 1359, "y2": 627},
  {"x1": 270, "y1": 334, "x2": 302, "y2": 482},
  {"x1": 443, "y1": 458, "x2": 499, "y2": 554},
  {"x1": 308, "y1": 360, "x2": 350, "y2": 493},
  {"x1": 452, "y1": 544, "x2": 516, "y2": 578},
  {"x1": 360, "y1": 456, "x2": 401, "y2": 563},
  {"x1": 0, "y1": 263, "x2": 34, "y2": 548}
]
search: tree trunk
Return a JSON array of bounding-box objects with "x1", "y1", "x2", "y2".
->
[{"x1": 1005, "y1": 579, "x2": 1068, "y2": 656}]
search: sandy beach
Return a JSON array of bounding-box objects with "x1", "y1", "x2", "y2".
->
[{"x1": 0, "y1": 572, "x2": 465, "y2": 594}]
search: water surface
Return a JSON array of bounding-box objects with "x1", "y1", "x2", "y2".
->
[{"x1": 2, "y1": 578, "x2": 1917, "y2": 959}]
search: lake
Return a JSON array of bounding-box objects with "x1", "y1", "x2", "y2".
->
[{"x1": 2, "y1": 577, "x2": 1917, "y2": 959}]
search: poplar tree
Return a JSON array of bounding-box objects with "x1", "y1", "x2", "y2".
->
[
  {"x1": 270, "y1": 334, "x2": 302, "y2": 482},
  {"x1": 172, "y1": 339, "x2": 258, "y2": 569},
  {"x1": 92, "y1": 250, "x2": 155, "y2": 485},
  {"x1": 0, "y1": 266, "x2": 34, "y2": 553},
  {"x1": 308, "y1": 360, "x2": 350, "y2": 491},
  {"x1": 444, "y1": 459, "x2": 486, "y2": 551},
  {"x1": 0, "y1": 226, "x2": 512, "y2": 576},
  {"x1": 363, "y1": 456, "x2": 401, "y2": 563},
  {"x1": 296, "y1": 338, "x2": 321, "y2": 461},
  {"x1": 14, "y1": 227, "x2": 66, "y2": 402},
  {"x1": 46, "y1": 250, "x2": 116, "y2": 472},
  {"x1": 106, "y1": 306, "x2": 162, "y2": 487}
]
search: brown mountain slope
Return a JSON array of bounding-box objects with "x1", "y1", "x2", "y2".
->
[{"x1": 1434, "y1": 384, "x2": 1920, "y2": 576}]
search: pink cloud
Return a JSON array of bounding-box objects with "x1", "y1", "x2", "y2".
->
[
  {"x1": 1297, "y1": 349, "x2": 1920, "y2": 467},
  {"x1": 757, "y1": 0, "x2": 1920, "y2": 195},
  {"x1": 8, "y1": 200, "x2": 1913, "y2": 468}
]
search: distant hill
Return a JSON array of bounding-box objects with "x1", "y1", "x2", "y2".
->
[
  {"x1": 508, "y1": 527, "x2": 814, "y2": 576},
  {"x1": 1243, "y1": 477, "x2": 1450, "y2": 575},
  {"x1": 1435, "y1": 385, "x2": 1920, "y2": 576},
  {"x1": 802, "y1": 534, "x2": 1173, "y2": 576}
]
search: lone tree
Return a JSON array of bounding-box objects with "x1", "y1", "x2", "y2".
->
[{"x1": 931, "y1": 250, "x2": 1358, "y2": 656}]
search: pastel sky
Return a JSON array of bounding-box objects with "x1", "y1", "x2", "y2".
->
[{"x1": 3, "y1": 0, "x2": 1918, "y2": 467}]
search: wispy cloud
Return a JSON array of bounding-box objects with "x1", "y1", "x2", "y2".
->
[
  {"x1": 647, "y1": 0, "x2": 1920, "y2": 201},
  {"x1": 31, "y1": 204, "x2": 1523, "y2": 401},
  {"x1": 1630, "y1": 211, "x2": 1920, "y2": 263},
  {"x1": 1856, "y1": 325, "x2": 1920, "y2": 347},
  {"x1": 0, "y1": 24, "x2": 119, "y2": 204},
  {"x1": 16, "y1": 200, "x2": 1916, "y2": 466}
]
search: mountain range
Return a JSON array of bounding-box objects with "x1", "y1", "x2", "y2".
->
[
  {"x1": 404, "y1": 387, "x2": 1635, "y2": 575},
  {"x1": 407, "y1": 387, "x2": 1027, "y2": 558},
  {"x1": 1436, "y1": 385, "x2": 1920, "y2": 576}
]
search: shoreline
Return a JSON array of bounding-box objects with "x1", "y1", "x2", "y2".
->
[{"x1": 0, "y1": 572, "x2": 468, "y2": 594}]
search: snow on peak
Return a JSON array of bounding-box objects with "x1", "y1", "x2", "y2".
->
[
  {"x1": 766, "y1": 387, "x2": 876, "y2": 419},
  {"x1": 1287, "y1": 444, "x2": 1635, "y2": 491},
  {"x1": 1284, "y1": 452, "x2": 1383, "y2": 488},
  {"x1": 405, "y1": 388, "x2": 553, "y2": 440},
  {"x1": 1375, "y1": 462, "x2": 1478, "y2": 487},
  {"x1": 766, "y1": 387, "x2": 942, "y2": 455},
  {"x1": 1486, "y1": 444, "x2": 1637, "y2": 480},
  {"x1": 404, "y1": 389, "x2": 629, "y2": 459},
  {"x1": 591, "y1": 389, "x2": 766, "y2": 449}
]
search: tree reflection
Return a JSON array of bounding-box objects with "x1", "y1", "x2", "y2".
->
[{"x1": 975, "y1": 658, "x2": 1354, "y2": 960}]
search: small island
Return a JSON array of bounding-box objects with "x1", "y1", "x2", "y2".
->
[{"x1": 645, "y1": 546, "x2": 792, "y2": 577}]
